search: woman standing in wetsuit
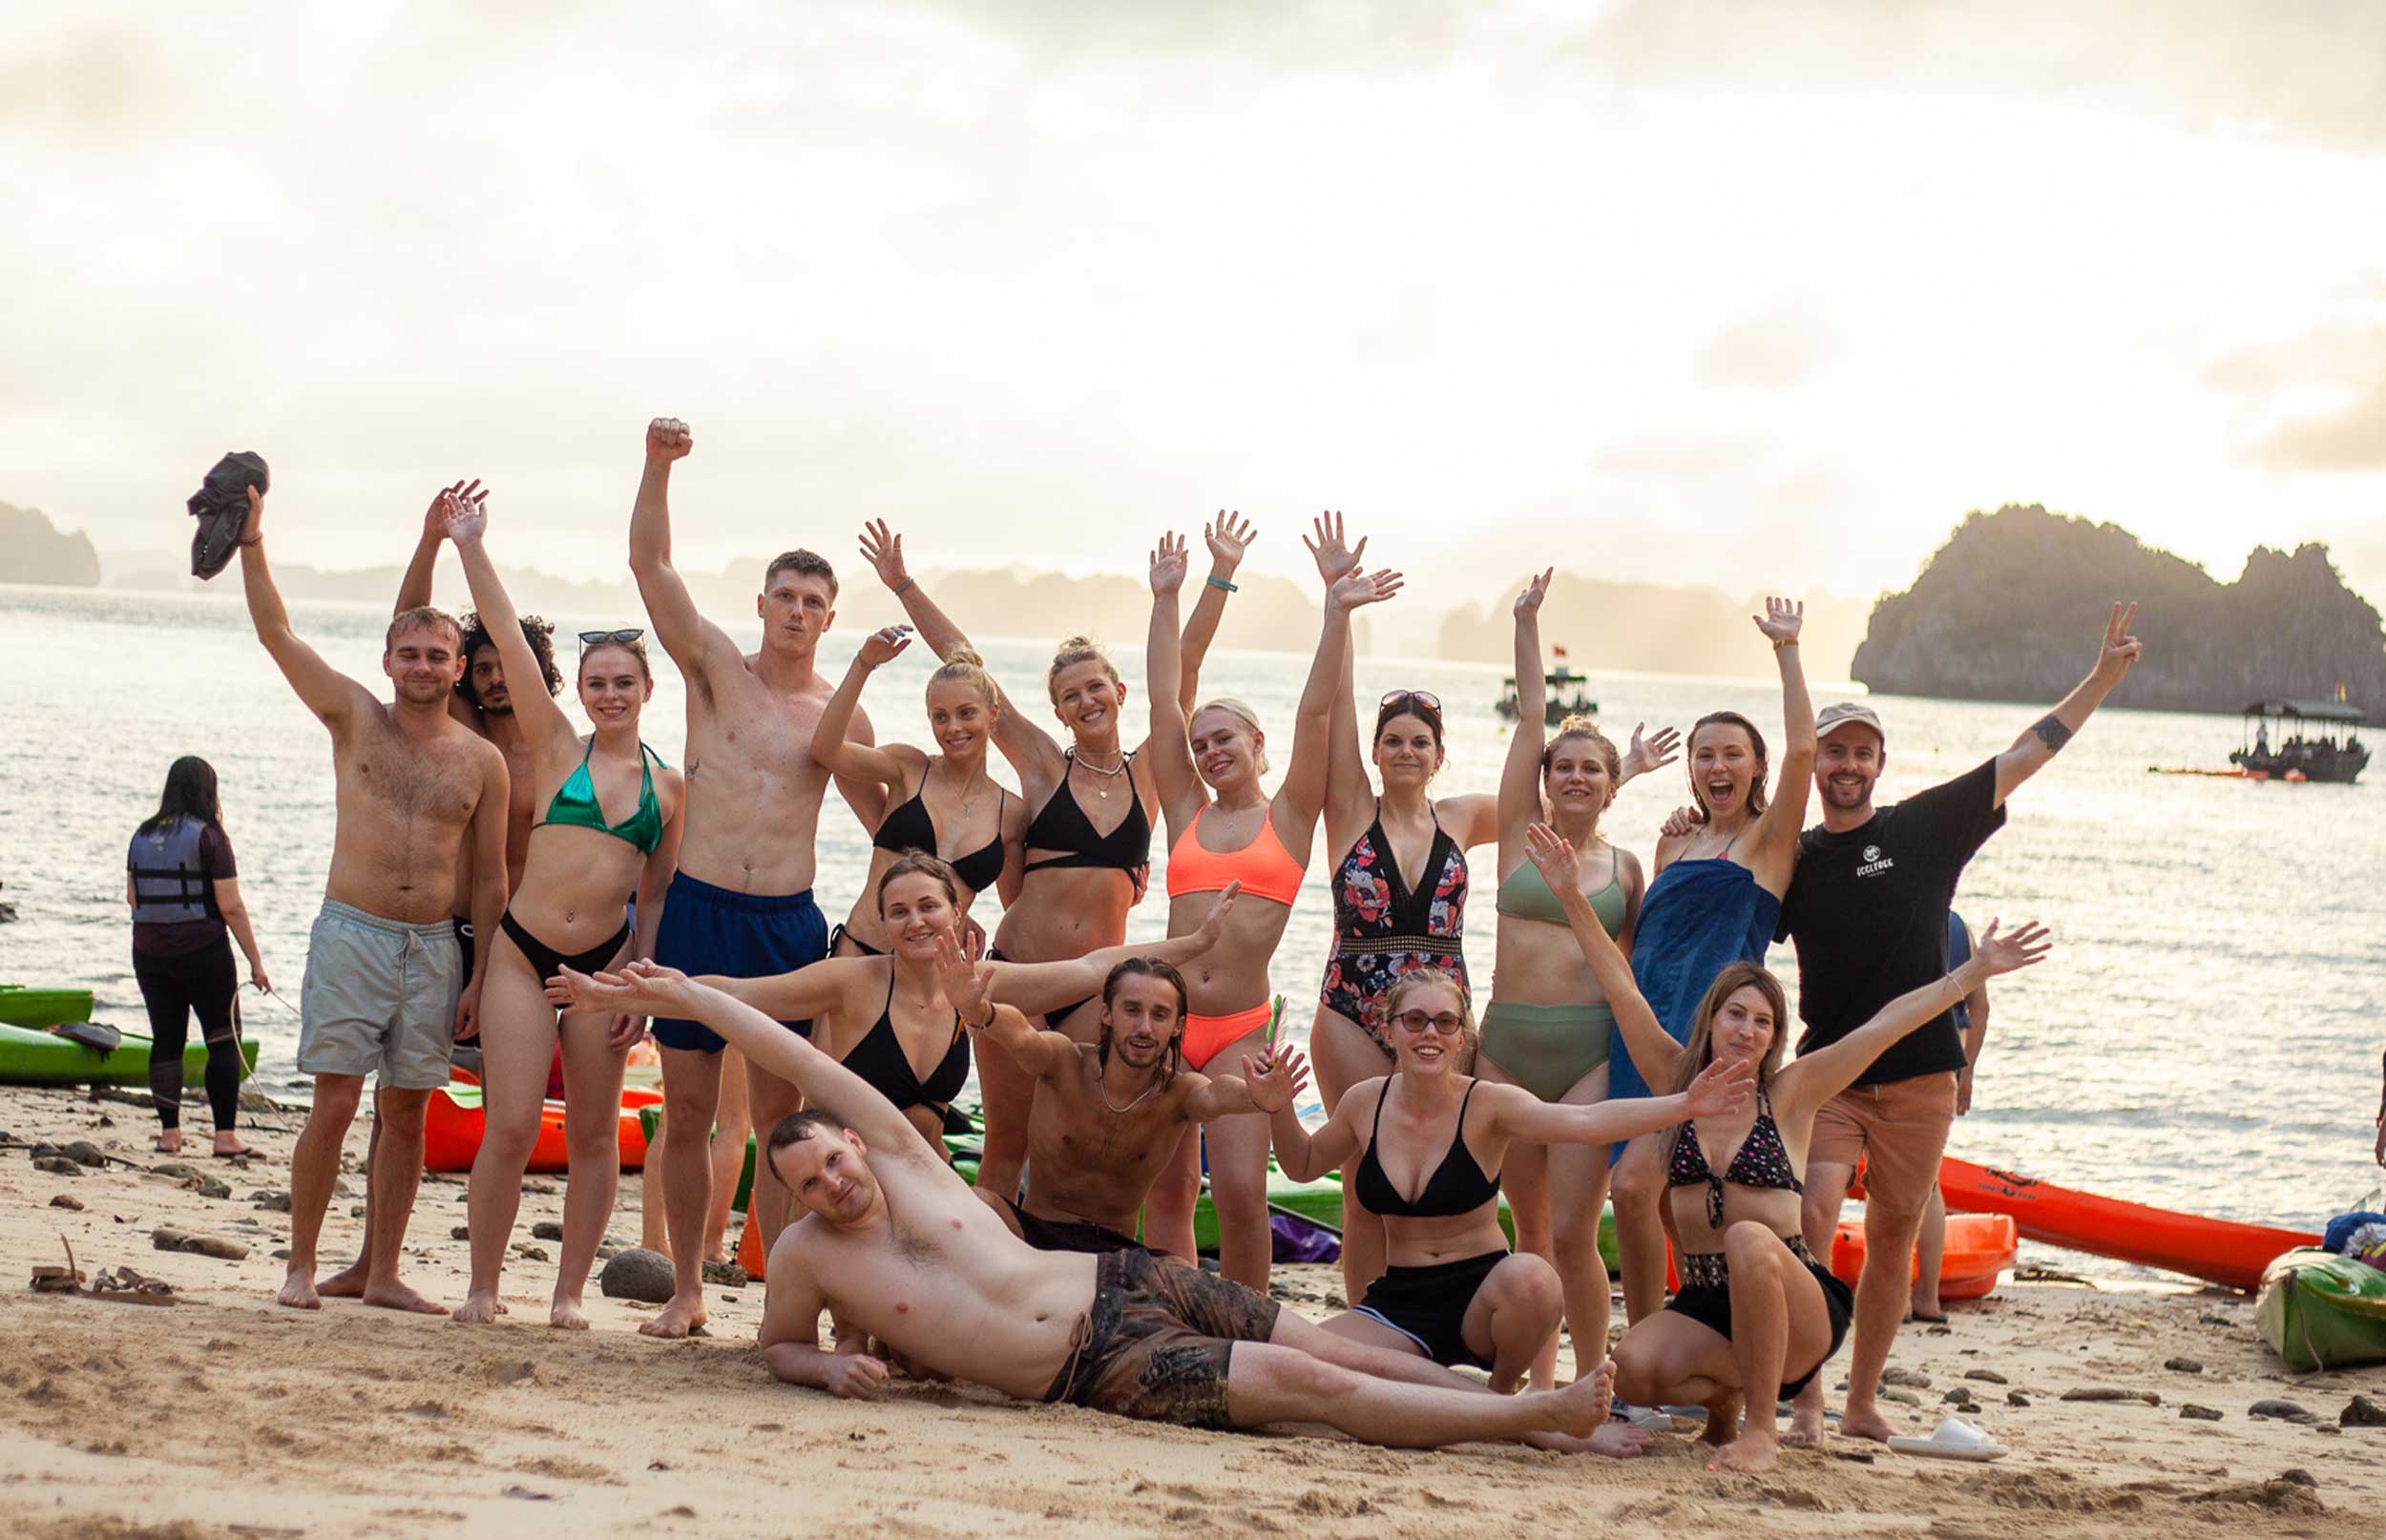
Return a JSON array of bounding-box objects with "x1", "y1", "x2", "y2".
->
[
  {"x1": 1525, "y1": 824, "x2": 2045, "y2": 1474},
  {"x1": 125, "y1": 756, "x2": 269, "y2": 1157},
  {"x1": 444, "y1": 492, "x2": 687, "y2": 1330},
  {"x1": 853, "y1": 516, "x2": 1248, "y2": 1205},
  {"x1": 810, "y1": 628, "x2": 1028, "y2": 956},
  {"x1": 1607, "y1": 597, "x2": 1813, "y2": 1326},
  {"x1": 1144, "y1": 530, "x2": 1399, "y2": 1287},
  {"x1": 1256, "y1": 968, "x2": 1752, "y2": 1416}
]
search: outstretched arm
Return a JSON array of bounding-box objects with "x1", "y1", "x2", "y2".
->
[
  {"x1": 1782, "y1": 921, "x2": 2051, "y2": 1115},
  {"x1": 1317, "y1": 523, "x2": 1374, "y2": 846},
  {"x1": 395, "y1": 481, "x2": 473, "y2": 614},
  {"x1": 932, "y1": 934, "x2": 1077, "y2": 1079},
  {"x1": 1483, "y1": 1057, "x2": 1754, "y2": 1147},
  {"x1": 989, "y1": 884, "x2": 1239, "y2": 1015},
  {"x1": 1252, "y1": 1049, "x2": 1360, "y2": 1182},
  {"x1": 1522, "y1": 824, "x2": 1683, "y2": 1087},
  {"x1": 1994, "y1": 602, "x2": 2143, "y2": 806},
  {"x1": 1745, "y1": 598, "x2": 1815, "y2": 890},
  {"x1": 238, "y1": 488, "x2": 373, "y2": 729},
  {"x1": 810, "y1": 628, "x2": 917, "y2": 795},
  {"x1": 444, "y1": 490, "x2": 575, "y2": 741},
  {"x1": 1281, "y1": 565, "x2": 1402, "y2": 832},
  {"x1": 1496, "y1": 570, "x2": 1555, "y2": 842},
  {"x1": 1144, "y1": 534, "x2": 1203, "y2": 826},
  {"x1": 1172, "y1": 510, "x2": 1254, "y2": 723},
  {"x1": 627, "y1": 417, "x2": 745, "y2": 687}
]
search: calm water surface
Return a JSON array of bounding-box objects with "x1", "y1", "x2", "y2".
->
[{"x1": 5, "y1": 583, "x2": 2379, "y2": 1276}]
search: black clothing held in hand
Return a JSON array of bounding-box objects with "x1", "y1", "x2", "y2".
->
[{"x1": 188, "y1": 450, "x2": 269, "y2": 579}]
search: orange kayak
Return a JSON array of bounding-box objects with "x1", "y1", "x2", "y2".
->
[
  {"x1": 1938, "y1": 1156, "x2": 2314, "y2": 1292},
  {"x1": 423, "y1": 1083, "x2": 663, "y2": 1175},
  {"x1": 1831, "y1": 1213, "x2": 2016, "y2": 1300}
]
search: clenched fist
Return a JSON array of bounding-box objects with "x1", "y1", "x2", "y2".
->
[{"x1": 646, "y1": 417, "x2": 693, "y2": 464}]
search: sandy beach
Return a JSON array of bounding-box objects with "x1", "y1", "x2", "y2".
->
[{"x1": 5, "y1": 1083, "x2": 2380, "y2": 1540}]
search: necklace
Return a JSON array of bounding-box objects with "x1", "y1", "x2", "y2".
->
[
  {"x1": 1099, "y1": 1071, "x2": 1162, "y2": 1114},
  {"x1": 935, "y1": 759, "x2": 982, "y2": 822},
  {"x1": 1073, "y1": 746, "x2": 1128, "y2": 801}
]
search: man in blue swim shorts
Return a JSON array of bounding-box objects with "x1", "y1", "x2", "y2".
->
[{"x1": 628, "y1": 416, "x2": 887, "y2": 1340}]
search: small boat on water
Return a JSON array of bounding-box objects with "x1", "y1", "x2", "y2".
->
[
  {"x1": 2257, "y1": 1248, "x2": 2386, "y2": 1370},
  {"x1": 2229, "y1": 697, "x2": 2369, "y2": 783},
  {"x1": 1496, "y1": 660, "x2": 1599, "y2": 726}
]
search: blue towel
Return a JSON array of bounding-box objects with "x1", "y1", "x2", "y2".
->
[{"x1": 1614, "y1": 859, "x2": 1781, "y2": 1113}]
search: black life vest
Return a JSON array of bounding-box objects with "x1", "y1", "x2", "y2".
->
[{"x1": 128, "y1": 816, "x2": 218, "y2": 926}]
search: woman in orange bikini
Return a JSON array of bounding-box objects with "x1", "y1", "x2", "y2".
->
[{"x1": 1144, "y1": 525, "x2": 1401, "y2": 1288}]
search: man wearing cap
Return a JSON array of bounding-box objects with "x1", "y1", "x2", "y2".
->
[{"x1": 1780, "y1": 603, "x2": 2143, "y2": 1447}]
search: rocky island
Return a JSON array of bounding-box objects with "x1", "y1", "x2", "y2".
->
[
  {"x1": 1852, "y1": 505, "x2": 2386, "y2": 717},
  {"x1": 1, "y1": 503, "x2": 100, "y2": 587}
]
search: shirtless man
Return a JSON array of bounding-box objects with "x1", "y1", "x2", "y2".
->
[
  {"x1": 937, "y1": 939, "x2": 1269, "y2": 1256},
  {"x1": 559, "y1": 959, "x2": 1627, "y2": 1451},
  {"x1": 631, "y1": 415, "x2": 884, "y2": 1338},
  {"x1": 238, "y1": 481, "x2": 509, "y2": 1313}
]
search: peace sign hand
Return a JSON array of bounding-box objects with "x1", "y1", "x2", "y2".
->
[{"x1": 2092, "y1": 601, "x2": 2143, "y2": 685}]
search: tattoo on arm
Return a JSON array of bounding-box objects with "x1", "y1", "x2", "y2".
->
[{"x1": 2031, "y1": 713, "x2": 2073, "y2": 754}]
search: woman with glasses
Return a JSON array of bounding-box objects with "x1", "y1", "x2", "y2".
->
[
  {"x1": 440, "y1": 490, "x2": 687, "y2": 1330},
  {"x1": 1255, "y1": 967, "x2": 1752, "y2": 1422}
]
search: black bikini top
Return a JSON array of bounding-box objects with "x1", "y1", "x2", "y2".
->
[
  {"x1": 872, "y1": 781, "x2": 1005, "y2": 894},
  {"x1": 841, "y1": 976, "x2": 971, "y2": 1112},
  {"x1": 1354, "y1": 1079, "x2": 1501, "y2": 1219},
  {"x1": 1667, "y1": 1090, "x2": 1803, "y2": 1228},
  {"x1": 1021, "y1": 749, "x2": 1150, "y2": 875}
]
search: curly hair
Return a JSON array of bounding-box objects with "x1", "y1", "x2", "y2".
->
[{"x1": 455, "y1": 612, "x2": 562, "y2": 706}]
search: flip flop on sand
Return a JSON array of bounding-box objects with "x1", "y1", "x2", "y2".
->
[{"x1": 1886, "y1": 1417, "x2": 2009, "y2": 1462}]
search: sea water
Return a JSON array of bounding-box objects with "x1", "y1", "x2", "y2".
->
[{"x1": 4, "y1": 582, "x2": 2379, "y2": 1272}]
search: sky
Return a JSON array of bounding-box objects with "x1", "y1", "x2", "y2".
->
[{"x1": 7, "y1": 0, "x2": 2386, "y2": 614}]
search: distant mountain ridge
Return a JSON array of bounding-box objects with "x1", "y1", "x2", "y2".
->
[
  {"x1": 1, "y1": 502, "x2": 100, "y2": 586},
  {"x1": 1852, "y1": 504, "x2": 2386, "y2": 717}
]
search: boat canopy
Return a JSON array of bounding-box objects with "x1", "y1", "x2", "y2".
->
[{"x1": 2241, "y1": 698, "x2": 2365, "y2": 723}]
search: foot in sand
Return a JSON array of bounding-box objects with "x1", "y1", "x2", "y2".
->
[
  {"x1": 550, "y1": 1294, "x2": 591, "y2": 1331},
  {"x1": 155, "y1": 1131, "x2": 181, "y2": 1154},
  {"x1": 277, "y1": 1269, "x2": 322, "y2": 1310},
  {"x1": 212, "y1": 1137, "x2": 261, "y2": 1158},
  {"x1": 1784, "y1": 1402, "x2": 1828, "y2": 1448},
  {"x1": 1837, "y1": 1403, "x2": 1899, "y2": 1444},
  {"x1": 1550, "y1": 1356, "x2": 1617, "y2": 1440},
  {"x1": 361, "y1": 1280, "x2": 449, "y2": 1316},
  {"x1": 315, "y1": 1259, "x2": 368, "y2": 1299},
  {"x1": 1699, "y1": 1392, "x2": 1743, "y2": 1446},
  {"x1": 639, "y1": 1292, "x2": 707, "y2": 1339},
  {"x1": 1707, "y1": 1429, "x2": 1781, "y2": 1474},
  {"x1": 450, "y1": 1290, "x2": 503, "y2": 1326}
]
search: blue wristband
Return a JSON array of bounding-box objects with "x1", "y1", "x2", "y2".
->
[{"x1": 1206, "y1": 574, "x2": 1237, "y2": 593}]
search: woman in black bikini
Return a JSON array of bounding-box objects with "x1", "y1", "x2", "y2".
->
[
  {"x1": 812, "y1": 627, "x2": 1029, "y2": 956},
  {"x1": 1520, "y1": 823, "x2": 2046, "y2": 1473},
  {"x1": 1255, "y1": 968, "x2": 1755, "y2": 1408},
  {"x1": 853, "y1": 515, "x2": 1248, "y2": 1202}
]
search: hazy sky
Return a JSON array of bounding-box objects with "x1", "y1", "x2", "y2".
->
[{"x1": 8, "y1": 0, "x2": 2385, "y2": 612}]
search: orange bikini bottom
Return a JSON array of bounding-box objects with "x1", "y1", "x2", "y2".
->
[{"x1": 1183, "y1": 995, "x2": 1282, "y2": 1072}]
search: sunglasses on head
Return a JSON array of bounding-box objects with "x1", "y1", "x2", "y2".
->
[
  {"x1": 578, "y1": 628, "x2": 645, "y2": 648},
  {"x1": 1379, "y1": 689, "x2": 1443, "y2": 716}
]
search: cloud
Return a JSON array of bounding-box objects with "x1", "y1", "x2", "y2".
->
[
  {"x1": 2208, "y1": 285, "x2": 2386, "y2": 471},
  {"x1": 1694, "y1": 305, "x2": 1837, "y2": 390}
]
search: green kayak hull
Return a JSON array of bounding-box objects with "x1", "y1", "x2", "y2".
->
[
  {"x1": 2257, "y1": 1247, "x2": 2386, "y2": 1371},
  {"x1": 0, "y1": 1023, "x2": 261, "y2": 1089},
  {"x1": 0, "y1": 986, "x2": 97, "y2": 1030}
]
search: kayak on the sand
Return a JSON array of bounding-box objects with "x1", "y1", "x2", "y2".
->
[
  {"x1": 0, "y1": 1020, "x2": 260, "y2": 1089},
  {"x1": 0, "y1": 986, "x2": 98, "y2": 1030},
  {"x1": 1939, "y1": 1155, "x2": 2314, "y2": 1293},
  {"x1": 1832, "y1": 1213, "x2": 2018, "y2": 1300},
  {"x1": 2256, "y1": 1248, "x2": 2386, "y2": 1370},
  {"x1": 423, "y1": 1083, "x2": 663, "y2": 1175}
]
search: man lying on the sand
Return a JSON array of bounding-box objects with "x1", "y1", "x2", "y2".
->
[
  {"x1": 555, "y1": 958, "x2": 1644, "y2": 1453},
  {"x1": 930, "y1": 934, "x2": 1267, "y2": 1258}
]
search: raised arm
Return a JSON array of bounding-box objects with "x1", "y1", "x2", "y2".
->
[
  {"x1": 1173, "y1": 510, "x2": 1255, "y2": 723},
  {"x1": 238, "y1": 487, "x2": 373, "y2": 729},
  {"x1": 1496, "y1": 570, "x2": 1555, "y2": 843},
  {"x1": 989, "y1": 884, "x2": 1239, "y2": 1015},
  {"x1": 933, "y1": 934, "x2": 1077, "y2": 1079},
  {"x1": 810, "y1": 627, "x2": 918, "y2": 795},
  {"x1": 1280, "y1": 566, "x2": 1403, "y2": 833},
  {"x1": 1482, "y1": 1056, "x2": 1753, "y2": 1148},
  {"x1": 1318, "y1": 525, "x2": 1374, "y2": 848},
  {"x1": 628, "y1": 417, "x2": 744, "y2": 684},
  {"x1": 1523, "y1": 824, "x2": 1683, "y2": 1086},
  {"x1": 1144, "y1": 533, "x2": 1204, "y2": 828},
  {"x1": 1993, "y1": 602, "x2": 2143, "y2": 806},
  {"x1": 443, "y1": 490, "x2": 575, "y2": 741},
  {"x1": 1780, "y1": 921, "x2": 2050, "y2": 1116},
  {"x1": 1744, "y1": 597, "x2": 1815, "y2": 888},
  {"x1": 395, "y1": 481, "x2": 473, "y2": 614},
  {"x1": 1251, "y1": 1048, "x2": 1358, "y2": 1182}
]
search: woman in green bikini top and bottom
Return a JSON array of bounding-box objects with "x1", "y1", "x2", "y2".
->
[{"x1": 1482, "y1": 855, "x2": 1630, "y2": 1097}]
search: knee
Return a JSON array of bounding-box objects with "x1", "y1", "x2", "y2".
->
[
  {"x1": 1549, "y1": 1201, "x2": 1603, "y2": 1261},
  {"x1": 1610, "y1": 1164, "x2": 1655, "y2": 1214},
  {"x1": 1609, "y1": 1336, "x2": 1661, "y2": 1403},
  {"x1": 1273, "y1": 1349, "x2": 1356, "y2": 1403},
  {"x1": 311, "y1": 1080, "x2": 364, "y2": 1124},
  {"x1": 1147, "y1": 1165, "x2": 1201, "y2": 1214},
  {"x1": 1724, "y1": 1219, "x2": 1779, "y2": 1270},
  {"x1": 1496, "y1": 1254, "x2": 1564, "y2": 1318}
]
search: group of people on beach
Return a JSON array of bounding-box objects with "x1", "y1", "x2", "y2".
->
[{"x1": 156, "y1": 416, "x2": 2145, "y2": 1469}]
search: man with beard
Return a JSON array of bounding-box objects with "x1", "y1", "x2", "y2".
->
[
  {"x1": 1779, "y1": 603, "x2": 2143, "y2": 1447},
  {"x1": 238, "y1": 482, "x2": 510, "y2": 1314},
  {"x1": 938, "y1": 943, "x2": 1274, "y2": 1257}
]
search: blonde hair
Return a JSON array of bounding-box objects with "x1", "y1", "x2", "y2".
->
[
  {"x1": 1193, "y1": 697, "x2": 1269, "y2": 776},
  {"x1": 1046, "y1": 635, "x2": 1120, "y2": 703},
  {"x1": 927, "y1": 648, "x2": 998, "y2": 710},
  {"x1": 1541, "y1": 714, "x2": 1622, "y2": 822}
]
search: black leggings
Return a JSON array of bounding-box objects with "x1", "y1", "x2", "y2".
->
[{"x1": 132, "y1": 939, "x2": 242, "y2": 1132}]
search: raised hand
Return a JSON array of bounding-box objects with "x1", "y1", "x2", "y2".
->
[
  {"x1": 1301, "y1": 510, "x2": 1367, "y2": 586},
  {"x1": 1524, "y1": 822, "x2": 1582, "y2": 893},
  {"x1": 1243, "y1": 1044, "x2": 1311, "y2": 1113},
  {"x1": 859, "y1": 519, "x2": 910, "y2": 592},
  {"x1": 1685, "y1": 1055, "x2": 1757, "y2": 1118},
  {"x1": 1659, "y1": 803, "x2": 1701, "y2": 840},
  {"x1": 931, "y1": 927, "x2": 994, "y2": 1027},
  {"x1": 1753, "y1": 595, "x2": 1804, "y2": 646},
  {"x1": 1149, "y1": 531, "x2": 1190, "y2": 595},
  {"x1": 1192, "y1": 880, "x2": 1243, "y2": 952},
  {"x1": 858, "y1": 623, "x2": 913, "y2": 670},
  {"x1": 242, "y1": 485, "x2": 266, "y2": 544},
  {"x1": 1329, "y1": 566, "x2": 1403, "y2": 613},
  {"x1": 1623, "y1": 722, "x2": 1682, "y2": 780},
  {"x1": 1513, "y1": 567, "x2": 1553, "y2": 620},
  {"x1": 646, "y1": 416, "x2": 693, "y2": 464},
  {"x1": 1204, "y1": 510, "x2": 1257, "y2": 572},
  {"x1": 1965, "y1": 919, "x2": 2052, "y2": 981},
  {"x1": 2092, "y1": 601, "x2": 2143, "y2": 684},
  {"x1": 422, "y1": 479, "x2": 481, "y2": 540},
  {"x1": 439, "y1": 486, "x2": 489, "y2": 544}
]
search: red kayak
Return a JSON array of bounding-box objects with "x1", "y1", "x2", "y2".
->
[
  {"x1": 423, "y1": 1083, "x2": 662, "y2": 1175},
  {"x1": 1938, "y1": 1156, "x2": 2316, "y2": 1292}
]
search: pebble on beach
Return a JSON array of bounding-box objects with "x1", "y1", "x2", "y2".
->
[{"x1": 599, "y1": 1247, "x2": 675, "y2": 1303}]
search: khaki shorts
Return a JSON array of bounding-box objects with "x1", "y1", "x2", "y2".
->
[
  {"x1": 1810, "y1": 1072, "x2": 1957, "y2": 1217},
  {"x1": 297, "y1": 900, "x2": 461, "y2": 1090}
]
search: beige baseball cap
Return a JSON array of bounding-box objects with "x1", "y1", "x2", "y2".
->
[{"x1": 1815, "y1": 701, "x2": 1886, "y2": 742}]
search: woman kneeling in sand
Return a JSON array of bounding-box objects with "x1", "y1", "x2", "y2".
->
[{"x1": 1518, "y1": 824, "x2": 2046, "y2": 1472}]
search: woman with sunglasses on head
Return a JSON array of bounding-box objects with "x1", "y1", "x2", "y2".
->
[
  {"x1": 810, "y1": 627, "x2": 1029, "y2": 958},
  {"x1": 851, "y1": 514, "x2": 1250, "y2": 1208},
  {"x1": 1308, "y1": 524, "x2": 1680, "y2": 1314},
  {"x1": 441, "y1": 491, "x2": 687, "y2": 1330},
  {"x1": 1144, "y1": 527, "x2": 1401, "y2": 1288}
]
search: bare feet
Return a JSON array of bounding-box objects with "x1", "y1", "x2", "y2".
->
[
  {"x1": 360, "y1": 1279, "x2": 449, "y2": 1316},
  {"x1": 1784, "y1": 1401, "x2": 1828, "y2": 1449},
  {"x1": 316, "y1": 1259, "x2": 368, "y2": 1299},
  {"x1": 550, "y1": 1295, "x2": 591, "y2": 1331},
  {"x1": 1547, "y1": 1356, "x2": 1618, "y2": 1440},
  {"x1": 276, "y1": 1269, "x2": 322, "y2": 1310},
  {"x1": 155, "y1": 1131, "x2": 181, "y2": 1154},
  {"x1": 1699, "y1": 1391, "x2": 1743, "y2": 1446},
  {"x1": 1837, "y1": 1403, "x2": 1899, "y2": 1444},
  {"x1": 450, "y1": 1290, "x2": 503, "y2": 1326},
  {"x1": 638, "y1": 1292, "x2": 708, "y2": 1339},
  {"x1": 1707, "y1": 1429, "x2": 1781, "y2": 1474}
]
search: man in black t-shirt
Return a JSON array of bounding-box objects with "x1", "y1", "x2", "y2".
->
[{"x1": 1779, "y1": 602, "x2": 2143, "y2": 1447}]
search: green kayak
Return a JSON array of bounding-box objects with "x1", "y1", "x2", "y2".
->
[
  {"x1": 0, "y1": 1022, "x2": 261, "y2": 1089},
  {"x1": 2257, "y1": 1247, "x2": 2386, "y2": 1371},
  {"x1": 0, "y1": 986, "x2": 96, "y2": 1030}
]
